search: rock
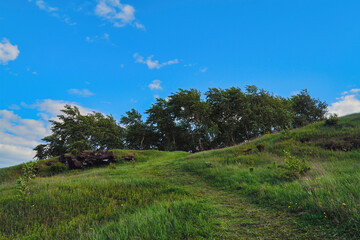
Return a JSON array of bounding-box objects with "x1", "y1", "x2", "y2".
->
[{"x1": 59, "y1": 150, "x2": 117, "y2": 169}]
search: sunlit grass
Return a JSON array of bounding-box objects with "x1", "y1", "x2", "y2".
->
[{"x1": 0, "y1": 113, "x2": 359, "y2": 239}]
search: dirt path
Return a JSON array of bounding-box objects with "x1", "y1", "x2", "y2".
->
[{"x1": 145, "y1": 160, "x2": 323, "y2": 240}]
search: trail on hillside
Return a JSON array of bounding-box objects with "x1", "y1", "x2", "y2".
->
[{"x1": 137, "y1": 158, "x2": 326, "y2": 240}]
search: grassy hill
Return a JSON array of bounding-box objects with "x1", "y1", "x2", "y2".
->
[{"x1": 0, "y1": 114, "x2": 359, "y2": 239}]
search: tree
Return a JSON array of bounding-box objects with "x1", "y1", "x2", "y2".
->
[
  {"x1": 120, "y1": 109, "x2": 158, "y2": 150},
  {"x1": 145, "y1": 98, "x2": 186, "y2": 151},
  {"x1": 168, "y1": 89, "x2": 211, "y2": 151},
  {"x1": 34, "y1": 105, "x2": 125, "y2": 159},
  {"x1": 291, "y1": 89, "x2": 328, "y2": 128},
  {"x1": 206, "y1": 87, "x2": 246, "y2": 146}
]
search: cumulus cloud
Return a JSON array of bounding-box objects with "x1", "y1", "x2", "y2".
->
[
  {"x1": 0, "y1": 100, "x2": 95, "y2": 168},
  {"x1": 328, "y1": 89, "x2": 360, "y2": 116},
  {"x1": 0, "y1": 110, "x2": 47, "y2": 167},
  {"x1": 0, "y1": 38, "x2": 20, "y2": 65},
  {"x1": 95, "y1": 0, "x2": 144, "y2": 29},
  {"x1": 31, "y1": 99, "x2": 94, "y2": 120},
  {"x1": 0, "y1": 144, "x2": 36, "y2": 169},
  {"x1": 67, "y1": 89, "x2": 94, "y2": 97},
  {"x1": 148, "y1": 80, "x2": 162, "y2": 90},
  {"x1": 134, "y1": 53, "x2": 179, "y2": 69}
]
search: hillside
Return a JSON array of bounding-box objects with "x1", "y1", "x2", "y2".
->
[{"x1": 0, "y1": 113, "x2": 359, "y2": 239}]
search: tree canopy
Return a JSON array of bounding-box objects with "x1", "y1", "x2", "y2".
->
[{"x1": 34, "y1": 86, "x2": 328, "y2": 159}]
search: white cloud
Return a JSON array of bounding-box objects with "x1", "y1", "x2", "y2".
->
[
  {"x1": 148, "y1": 80, "x2": 162, "y2": 90},
  {"x1": 350, "y1": 88, "x2": 360, "y2": 94},
  {"x1": 0, "y1": 144, "x2": 36, "y2": 168},
  {"x1": 32, "y1": 99, "x2": 94, "y2": 120},
  {"x1": 0, "y1": 100, "x2": 95, "y2": 168},
  {"x1": 328, "y1": 89, "x2": 360, "y2": 116},
  {"x1": 29, "y1": 0, "x2": 76, "y2": 26},
  {"x1": 134, "y1": 53, "x2": 179, "y2": 69},
  {"x1": 86, "y1": 33, "x2": 110, "y2": 43},
  {"x1": 67, "y1": 89, "x2": 94, "y2": 97},
  {"x1": 0, "y1": 38, "x2": 20, "y2": 65},
  {"x1": 95, "y1": 0, "x2": 144, "y2": 29},
  {"x1": 200, "y1": 67, "x2": 208, "y2": 73},
  {"x1": 35, "y1": 0, "x2": 58, "y2": 12}
]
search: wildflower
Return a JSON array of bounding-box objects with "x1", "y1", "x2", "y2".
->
[
  {"x1": 342, "y1": 203, "x2": 346, "y2": 206},
  {"x1": 288, "y1": 206, "x2": 290, "y2": 208},
  {"x1": 90, "y1": 228, "x2": 93, "y2": 230}
]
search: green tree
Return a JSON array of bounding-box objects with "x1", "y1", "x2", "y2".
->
[
  {"x1": 291, "y1": 89, "x2": 328, "y2": 128},
  {"x1": 168, "y1": 89, "x2": 211, "y2": 151},
  {"x1": 34, "y1": 105, "x2": 125, "y2": 159},
  {"x1": 120, "y1": 109, "x2": 158, "y2": 150},
  {"x1": 145, "y1": 98, "x2": 186, "y2": 151}
]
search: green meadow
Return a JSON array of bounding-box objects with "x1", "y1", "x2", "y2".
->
[{"x1": 0, "y1": 114, "x2": 359, "y2": 239}]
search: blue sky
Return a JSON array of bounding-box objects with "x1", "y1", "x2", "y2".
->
[{"x1": 1, "y1": 0, "x2": 360, "y2": 167}]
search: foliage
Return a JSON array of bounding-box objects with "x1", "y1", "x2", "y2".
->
[
  {"x1": 291, "y1": 89, "x2": 328, "y2": 128},
  {"x1": 34, "y1": 105, "x2": 125, "y2": 159},
  {"x1": 70, "y1": 148, "x2": 78, "y2": 156},
  {"x1": 17, "y1": 160, "x2": 38, "y2": 204},
  {"x1": 120, "y1": 109, "x2": 159, "y2": 150},
  {"x1": 49, "y1": 162, "x2": 68, "y2": 175},
  {"x1": 325, "y1": 113, "x2": 339, "y2": 126},
  {"x1": 34, "y1": 87, "x2": 328, "y2": 158},
  {"x1": 1, "y1": 114, "x2": 360, "y2": 239},
  {"x1": 280, "y1": 150, "x2": 310, "y2": 181},
  {"x1": 256, "y1": 143, "x2": 265, "y2": 152}
]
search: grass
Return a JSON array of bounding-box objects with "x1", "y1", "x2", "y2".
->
[{"x1": 0, "y1": 113, "x2": 359, "y2": 239}]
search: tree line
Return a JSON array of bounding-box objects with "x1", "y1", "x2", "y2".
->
[{"x1": 34, "y1": 86, "x2": 327, "y2": 159}]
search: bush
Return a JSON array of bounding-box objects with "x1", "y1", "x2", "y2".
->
[
  {"x1": 325, "y1": 113, "x2": 339, "y2": 126},
  {"x1": 256, "y1": 143, "x2": 265, "y2": 152},
  {"x1": 242, "y1": 147, "x2": 252, "y2": 154},
  {"x1": 281, "y1": 150, "x2": 310, "y2": 181},
  {"x1": 50, "y1": 162, "x2": 68, "y2": 174},
  {"x1": 17, "y1": 160, "x2": 38, "y2": 205},
  {"x1": 71, "y1": 148, "x2": 78, "y2": 156}
]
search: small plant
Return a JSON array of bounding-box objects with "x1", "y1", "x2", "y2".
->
[
  {"x1": 249, "y1": 167, "x2": 254, "y2": 172},
  {"x1": 281, "y1": 150, "x2": 310, "y2": 181},
  {"x1": 325, "y1": 113, "x2": 339, "y2": 126},
  {"x1": 256, "y1": 143, "x2": 265, "y2": 152},
  {"x1": 281, "y1": 127, "x2": 291, "y2": 139},
  {"x1": 50, "y1": 162, "x2": 68, "y2": 174},
  {"x1": 109, "y1": 163, "x2": 116, "y2": 169},
  {"x1": 71, "y1": 148, "x2": 78, "y2": 156},
  {"x1": 242, "y1": 147, "x2": 252, "y2": 154},
  {"x1": 17, "y1": 160, "x2": 38, "y2": 208}
]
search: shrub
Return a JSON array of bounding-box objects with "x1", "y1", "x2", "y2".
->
[
  {"x1": 325, "y1": 113, "x2": 339, "y2": 126},
  {"x1": 242, "y1": 147, "x2": 252, "y2": 154},
  {"x1": 50, "y1": 162, "x2": 68, "y2": 174},
  {"x1": 17, "y1": 160, "x2": 38, "y2": 206},
  {"x1": 256, "y1": 143, "x2": 265, "y2": 152},
  {"x1": 281, "y1": 150, "x2": 310, "y2": 181},
  {"x1": 71, "y1": 148, "x2": 78, "y2": 156}
]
